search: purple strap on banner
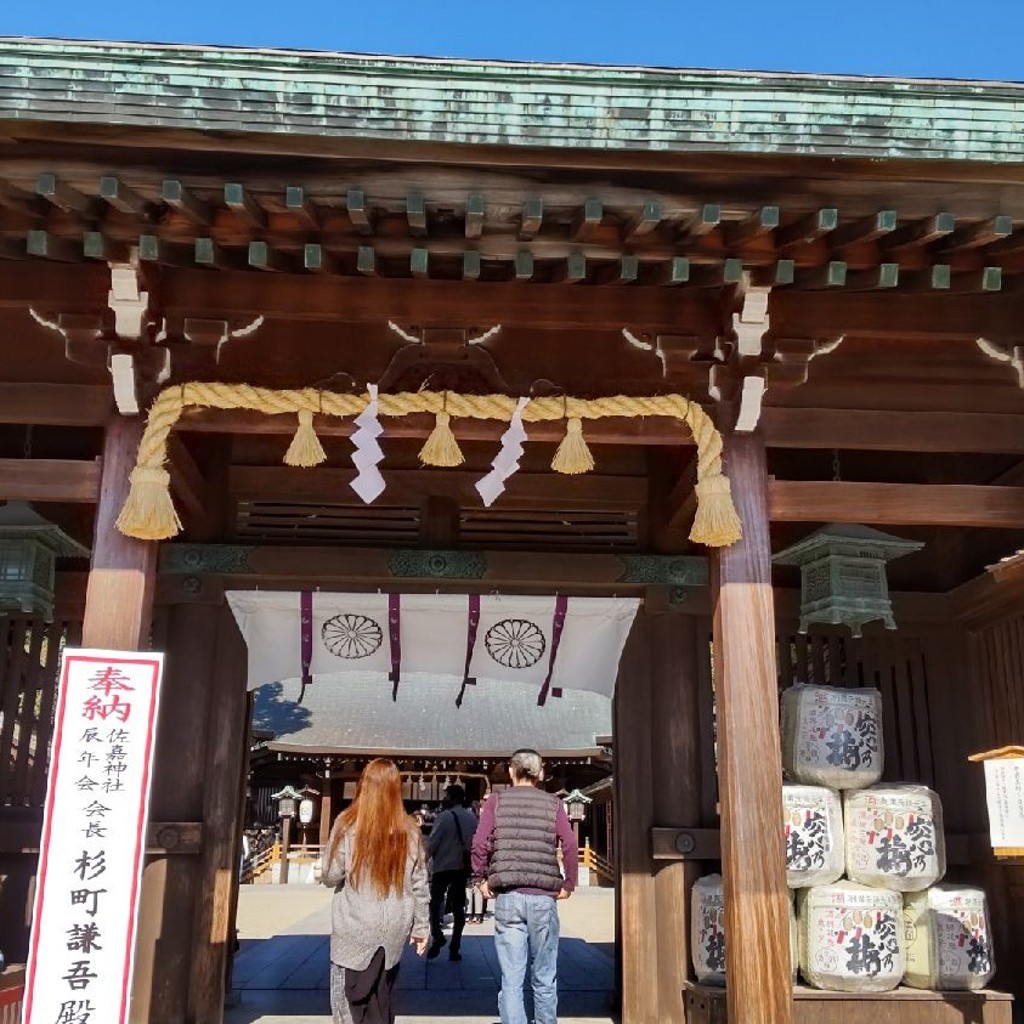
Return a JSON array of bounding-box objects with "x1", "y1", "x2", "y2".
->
[
  {"x1": 456, "y1": 594, "x2": 481, "y2": 708},
  {"x1": 388, "y1": 593, "x2": 401, "y2": 700},
  {"x1": 537, "y1": 594, "x2": 568, "y2": 706},
  {"x1": 298, "y1": 590, "x2": 313, "y2": 703}
]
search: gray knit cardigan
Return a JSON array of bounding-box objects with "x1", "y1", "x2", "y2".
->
[{"x1": 321, "y1": 824, "x2": 430, "y2": 970}]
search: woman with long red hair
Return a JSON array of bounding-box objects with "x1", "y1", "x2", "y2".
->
[{"x1": 322, "y1": 758, "x2": 429, "y2": 1024}]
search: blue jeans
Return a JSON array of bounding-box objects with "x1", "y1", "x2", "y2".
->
[{"x1": 493, "y1": 892, "x2": 560, "y2": 1024}]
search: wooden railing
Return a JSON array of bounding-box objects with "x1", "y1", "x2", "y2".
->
[
  {"x1": 581, "y1": 842, "x2": 615, "y2": 884},
  {"x1": 240, "y1": 841, "x2": 277, "y2": 884}
]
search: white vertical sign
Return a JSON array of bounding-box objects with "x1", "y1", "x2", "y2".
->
[
  {"x1": 983, "y1": 758, "x2": 1024, "y2": 847},
  {"x1": 24, "y1": 649, "x2": 165, "y2": 1024}
]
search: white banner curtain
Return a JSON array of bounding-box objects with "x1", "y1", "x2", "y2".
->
[{"x1": 226, "y1": 591, "x2": 639, "y2": 704}]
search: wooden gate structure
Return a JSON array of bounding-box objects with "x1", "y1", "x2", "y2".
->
[{"x1": 3, "y1": 37, "x2": 1024, "y2": 1024}]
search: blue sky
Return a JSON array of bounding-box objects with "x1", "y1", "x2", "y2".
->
[{"x1": 3, "y1": 0, "x2": 1024, "y2": 81}]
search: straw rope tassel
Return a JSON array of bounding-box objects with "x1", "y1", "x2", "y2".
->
[
  {"x1": 284, "y1": 409, "x2": 327, "y2": 467},
  {"x1": 551, "y1": 416, "x2": 594, "y2": 475},
  {"x1": 114, "y1": 387, "x2": 185, "y2": 540},
  {"x1": 116, "y1": 383, "x2": 742, "y2": 547},
  {"x1": 419, "y1": 407, "x2": 464, "y2": 467},
  {"x1": 684, "y1": 403, "x2": 743, "y2": 548}
]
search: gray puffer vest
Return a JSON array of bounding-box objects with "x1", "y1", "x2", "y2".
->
[{"x1": 487, "y1": 786, "x2": 563, "y2": 894}]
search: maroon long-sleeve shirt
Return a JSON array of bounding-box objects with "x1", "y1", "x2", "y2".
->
[{"x1": 471, "y1": 788, "x2": 579, "y2": 895}]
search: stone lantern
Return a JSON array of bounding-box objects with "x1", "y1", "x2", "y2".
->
[
  {"x1": 772, "y1": 523, "x2": 923, "y2": 637},
  {"x1": 0, "y1": 502, "x2": 90, "y2": 621}
]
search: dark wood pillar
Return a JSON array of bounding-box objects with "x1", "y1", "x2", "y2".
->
[
  {"x1": 710, "y1": 432, "x2": 793, "y2": 1024},
  {"x1": 614, "y1": 613, "x2": 659, "y2": 1024},
  {"x1": 649, "y1": 611, "x2": 702, "y2": 1024},
  {"x1": 187, "y1": 606, "x2": 249, "y2": 1024},
  {"x1": 82, "y1": 417, "x2": 156, "y2": 649}
]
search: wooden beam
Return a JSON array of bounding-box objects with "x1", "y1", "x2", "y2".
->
[
  {"x1": 711, "y1": 431, "x2": 793, "y2": 1024},
  {"x1": 35, "y1": 172, "x2": 90, "y2": 214},
  {"x1": 513, "y1": 251, "x2": 534, "y2": 281},
  {"x1": 410, "y1": 247, "x2": 429, "y2": 278},
  {"x1": 678, "y1": 204, "x2": 721, "y2": 239},
  {"x1": 776, "y1": 208, "x2": 838, "y2": 248},
  {"x1": 284, "y1": 185, "x2": 318, "y2": 227},
  {"x1": 303, "y1": 243, "x2": 338, "y2": 274},
  {"x1": 406, "y1": 192, "x2": 427, "y2": 237},
  {"x1": 882, "y1": 212, "x2": 956, "y2": 252},
  {"x1": 0, "y1": 458, "x2": 99, "y2": 502},
  {"x1": 224, "y1": 182, "x2": 267, "y2": 229},
  {"x1": 346, "y1": 189, "x2": 373, "y2": 234},
  {"x1": 161, "y1": 179, "x2": 211, "y2": 225},
  {"x1": 167, "y1": 436, "x2": 207, "y2": 523},
  {"x1": 82, "y1": 417, "x2": 157, "y2": 649},
  {"x1": 769, "y1": 289, "x2": 1024, "y2": 342},
  {"x1": 248, "y1": 240, "x2": 291, "y2": 273},
  {"x1": 228, "y1": 464, "x2": 646, "y2": 509},
  {"x1": 728, "y1": 206, "x2": 780, "y2": 246},
  {"x1": 829, "y1": 210, "x2": 897, "y2": 249},
  {"x1": 844, "y1": 262, "x2": 899, "y2": 290},
  {"x1": 464, "y1": 193, "x2": 485, "y2": 239},
  {"x1": 651, "y1": 256, "x2": 691, "y2": 286},
  {"x1": 618, "y1": 255, "x2": 639, "y2": 283},
  {"x1": 26, "y1": 230, "x2": 80, "y2": 263},
  {"x1": 462, "y1": 250, "x2": 481, "y2": 281},
  {"x1": 572, "y1": 198, "x2": 604, "y2": 241},
  {"x1": 99, "y1": 175, "x2": 149, "y2": 215},
  {"x1": 769, "y1": 479, "x2": 1024, "y2": 528},
  {"x1": 0, "y1": 383, "x2": 113, "y2": 425},
  {"x1": 552, "y1": 250, "x2": 587, "y2": 283},
  {"x1": 356, "y1": 245, "x2": 377, "y2": 276},
  {"x1": 157, "y1": 267, "x2": 722, "y2": 331},
  {"x1": 83, "y1": 231, "x2": 131, "y2": 263},
  {"x1": 623, "y1": 200, "x2": 663, "y2": 242},
  {"x1": 519, "y1": 196, "x2": 543, "y2": 240},
  {"x1": 938, "y1": 215, "x2": 1013, "y2": 252},
  {"x1": 0, "y1": 179, "x2": 40, "y2": 215},
  {"x1": 761, "y1": 407, "x2": 1024, "y2": 455}
]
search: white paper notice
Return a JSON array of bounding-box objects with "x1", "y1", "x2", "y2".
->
[
  {"x1": 983, "y1": 758, "x2": 1024, "y2": 847},
  {"x1": 24, "y1": 649, "x2": 165, "y2": 1024}
]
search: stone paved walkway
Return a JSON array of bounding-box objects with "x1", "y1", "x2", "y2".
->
[{"x1": 226, "y1": 885, "x2": 617, "y2": 1024}]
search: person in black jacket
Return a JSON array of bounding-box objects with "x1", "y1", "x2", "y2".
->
[
  {"x1": 471, "y1": 750, "x2": 578, "y2": 1024},
  {"x1": 425, "y1": 784, "x2": 478, "y2": 961}
]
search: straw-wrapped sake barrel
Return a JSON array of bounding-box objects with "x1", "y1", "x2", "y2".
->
[
  {"x1": 783, "y1": 784, "x2": 845, "y2": 888},
  {"x1": 781, "y1": 685, "x2": 884, "y2": 790},
  {"x1": 690, "y1": 874, "x2": 798, "y2": 985},
  {"x1": 845, "y1": 785, "x2": 945, "y2": 892},
  {"x1": 799, "y1": 882, "x2": 906, "y2": 992},
  {"x1": 691, "y1": 874, "x2": 727, "y2": 986},
  {"x1": 903, "y1": 885, "x2": 995, "y2": 990}
]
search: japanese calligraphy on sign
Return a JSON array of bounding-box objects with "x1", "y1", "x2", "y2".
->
[
  {"x1": 983, "y1": 758, "x2": 1024, "y2": 848},
  {"x1": 24, "y1": 649, "x2": 165, "y2": 1024}
]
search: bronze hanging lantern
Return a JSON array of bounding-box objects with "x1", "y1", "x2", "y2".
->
[
  {"x1": 772, "y1": 524, "x2": 923, "y2": 637},
  {"x1": 0, "y1": 502, "x2": 90, "y2": 621}
]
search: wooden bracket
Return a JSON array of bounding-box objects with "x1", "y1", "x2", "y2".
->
[
  {"x1": 732, "y1": 278, "x2": 771, "y2": 357},
  {"x1": 377, "y1": 325, "x2": 513, "y2": 392}
]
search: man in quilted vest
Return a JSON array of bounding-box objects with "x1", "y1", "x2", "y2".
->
[{"x1": 472, "y1": 749, "x2": 578, "y2": 1024}]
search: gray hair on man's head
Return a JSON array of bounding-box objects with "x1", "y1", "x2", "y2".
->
[{"x1": 509, "y1": 748, "x2": 544, "y2": 781}]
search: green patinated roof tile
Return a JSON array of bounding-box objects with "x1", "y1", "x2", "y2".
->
[{"x1": 2, "y1": 37, "x2": 1024, "y2": 162}]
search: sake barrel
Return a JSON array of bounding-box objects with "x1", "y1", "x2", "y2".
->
[
  {"x1": 690, "y1": 874, "x2": 798, "y2": 983},
  {"x1": 691, "y1": 874, "x2": 727, "y2": 985},
  {"x1": 799, "y1": 882, "x2": 906, "y2": 992},
  {"x1": 845, "y1": 785, "x2": 945, "y2": 892},
  {"x1": 781, "y1": 685, "x2": 884, "y2": 789},
  {"x1": 783, "y1": 785, "x2": 845, "y2": 888},
  {"x1": 904, "y1": 885, "x2": 995, "y2": 990}
]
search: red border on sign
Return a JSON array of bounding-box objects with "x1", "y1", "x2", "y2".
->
[{"x1": 23, "y1": 653, "x2": 163, "y2": 1024}]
